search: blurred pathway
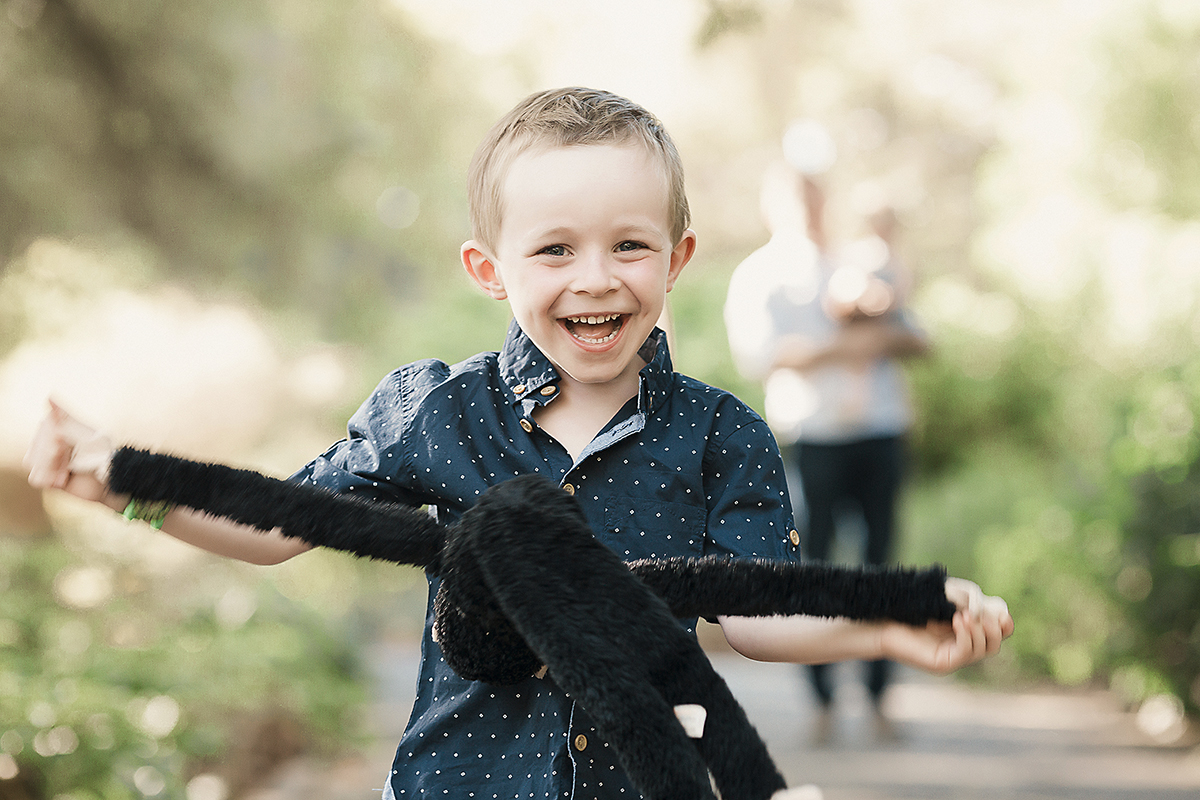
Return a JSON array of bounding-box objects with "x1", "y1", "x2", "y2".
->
[{"x1": 247, "y1": 639, "x2": 1200, "y2": 800}]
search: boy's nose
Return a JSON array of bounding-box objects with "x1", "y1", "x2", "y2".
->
[{"x1": 570, "y1": 253, "x2": 621, "y2": 295}]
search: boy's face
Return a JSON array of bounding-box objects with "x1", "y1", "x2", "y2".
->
[{"x1": 463, "y1": 144, "x2": 695, "y2": 391}]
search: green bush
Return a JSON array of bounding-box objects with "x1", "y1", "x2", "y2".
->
[
  {"x1": 0, "y1": 536, "x2": 368, "y2": 799},
  {"x1": 900, "y1": 302, "x2": 1200, "y2": 717}
]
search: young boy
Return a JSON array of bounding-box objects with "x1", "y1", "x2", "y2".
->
[{"x1": 26, "y1": 87, "x2": 1012, "y2": 799}]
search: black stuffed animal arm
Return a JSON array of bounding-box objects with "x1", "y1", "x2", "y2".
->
[
  {"x1": 108, "y1": 447, "x2": 954, "y2": 625},
  {"x1": 629, "y1": 557, "x2": 953, "y2": 627},
  {"x1": 107, "y1": 445, "x2": 957, "y2": 800},
  {"x1": 107, "y1": 446, "x2": 447, "y2": 573}
]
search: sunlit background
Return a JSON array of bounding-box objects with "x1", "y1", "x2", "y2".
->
[{"x1": 2, "y1": 0, "x2": 1200, "y2": 797}]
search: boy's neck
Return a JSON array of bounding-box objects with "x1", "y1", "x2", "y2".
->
[{"x1": 533, "y1": 363, "x2": 643, "y2": 462}]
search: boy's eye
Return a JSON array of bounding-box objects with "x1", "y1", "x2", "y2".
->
[
  {"x1": 538, "y1": 244, "x2": 568, "y2": 257},
  {"x1": 615, "y1": 240, "x2": 647, "y2": 252}
]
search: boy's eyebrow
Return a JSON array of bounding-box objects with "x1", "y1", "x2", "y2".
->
[
  {"x1": 528, "y1": 225, "x2": 576, "y2": 241},
  {"x1": 526, "y1": 221, "x2": 669, "y2": 242}
]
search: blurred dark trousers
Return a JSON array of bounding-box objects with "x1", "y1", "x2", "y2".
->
[{"x1": 794, "y1": 435, "x2": 905, "y2": 707}]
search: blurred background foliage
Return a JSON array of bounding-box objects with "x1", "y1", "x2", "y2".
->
[{"x1": 2, "y1": 0, "x2": 1200, "y2": 795}]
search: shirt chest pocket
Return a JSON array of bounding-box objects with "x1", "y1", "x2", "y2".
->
[{"x1": 602, "y1": 497, "x2": 705, "y2": 560}]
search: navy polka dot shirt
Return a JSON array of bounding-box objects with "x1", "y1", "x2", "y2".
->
[{"x1": 292, "y1": 321, "x2": 800, "y2": 800}]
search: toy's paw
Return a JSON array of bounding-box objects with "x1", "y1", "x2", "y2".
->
[
  {"x1": 772, "y1": 785, "x2": 823, "y2": 800},
  {"x1": 672, "y1": 704, "x2": 706, "y2": 738},
  {"x1": 433, "y1": 584, "x2": 541, "y2": 686}
]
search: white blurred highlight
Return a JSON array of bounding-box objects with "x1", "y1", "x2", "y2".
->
[{"x1": 0, "y1": 239, "x2": 356, "y2": 472}]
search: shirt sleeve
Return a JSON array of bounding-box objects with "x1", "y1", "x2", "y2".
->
[
  {"x1": 701, "y1": 407, "x2": 800, "y2": 562},
  {"x1": 290, "y1": 366, "x2": 431, "y2": 508}
]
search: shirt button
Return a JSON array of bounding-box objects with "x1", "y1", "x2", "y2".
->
[
  {"x1": 539, "y1": 385, "x2": 557, "y2": 396},
  {"x1": 574, "y1": 734, "x2": 588, "y2": 751},
  {"x1": 514, "y1": 384, "x2": 527, "y2": 394},
  {"x1": 520, "y1": 419, "x2": 533, "y2": 433},
  {"x1": 788, "y1": 529, "x2": 800, "y2": 547},
  {"x1": 563, "y1": 483, "x2": 575, "y2": 495}
]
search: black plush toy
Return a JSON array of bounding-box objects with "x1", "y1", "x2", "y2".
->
[{"x1": 107, "y1": 446, "x2": 955, "y2": 800}]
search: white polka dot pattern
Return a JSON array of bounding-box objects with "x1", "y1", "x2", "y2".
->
[{"x1": 290, "y1": 322, "x2": 799, "y2": 799}]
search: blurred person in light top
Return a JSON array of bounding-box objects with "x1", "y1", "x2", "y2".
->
[
  {"x1": 725, "y1": 121, "x2": 931, "y2": 744},
  {"x1": 28, "y1": 89, "x2": 1005, "y2": 799}
]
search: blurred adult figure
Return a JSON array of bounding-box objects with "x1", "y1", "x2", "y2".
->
[{"x1": 725, "y1": 124, "x2": 930, "y2": 744}]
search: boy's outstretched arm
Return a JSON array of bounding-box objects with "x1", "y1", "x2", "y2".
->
[
  {"x1": 23, "y1": 400, "x2": 312, "y2": 565},
  {"x1": 719, "y1": 578, "x2": 1013, "y2": 675}
]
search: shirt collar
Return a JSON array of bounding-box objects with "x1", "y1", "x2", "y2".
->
[{"x1": 497, "y1": 319, "x2": 674, "y2": 408}]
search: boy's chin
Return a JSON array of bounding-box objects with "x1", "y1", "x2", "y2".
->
[
  {"x1": 552, "y1": 349, "x2": 643, "y2": 388},
  {"x1": 556, "y1": 363, "x2": 631, "y2": 386}
]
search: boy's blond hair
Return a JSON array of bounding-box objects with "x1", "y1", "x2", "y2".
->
[{"x1": 467, "y1": 87, "x2": 691, "y2": 250}]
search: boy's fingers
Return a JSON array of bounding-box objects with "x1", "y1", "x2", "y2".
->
[
  {"x1": 68, "y1": 433, "x2": 113, "y2": 479},
  {"x1": 24, "y1": 418, "x2": 66, "y2": 488},
  {"x1": 958, "y1": 610, "x2": 987, "y2": 664},
  {"x1": 982, "y1": 615, "x2": 1003, "y2": 655},
  {"x1": 25, "y1": 399, "x2": 112, "y2": 489},
  {"x1": 945, "y1": 577, "x2": 985, "y2": 614},
  {"x1": 949, "y1": 613, "x2": 974, "y2": 671},
  {"x1": 985, "y1": 595, "x2": 1015, "y2": 638}
]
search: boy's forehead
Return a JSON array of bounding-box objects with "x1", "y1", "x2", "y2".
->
[
  {"x1": 507, "y1": 139, "x2": 659, "y2": 174},
  {"x1": 503, "y1": 142, "x2": 668, "y2": 200},
  {"x1": 498, "y1": 144, "x2": 672, "y2": 230}
]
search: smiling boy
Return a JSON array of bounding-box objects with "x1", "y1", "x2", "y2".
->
[
  {"x1": 27, "y1": 87, "x2": 1011, "y2": 800},
  {"x1": 462, "y1": 139, "x2": 695, "y2": 460}
]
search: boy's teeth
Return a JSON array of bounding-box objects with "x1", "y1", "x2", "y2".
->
[
  {"x1": 563, "y1": 313, "x2": 623, "y2": 343},
  {"x1": 567, "y1": 314, "x2": 618, "y2": 324}
]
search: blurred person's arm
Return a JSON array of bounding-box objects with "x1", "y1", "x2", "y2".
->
[
  {"x1": 724, "y1": 249, "x2": 787, "y2": 381},
  {"x1": 24, "y1": 400, "x2": 312, "y2": 565},
  {"x1": 773, "y1": 316, "x2": 928, "y2": 373}
]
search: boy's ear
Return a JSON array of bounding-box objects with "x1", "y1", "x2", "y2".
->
[
  {"x1": 461, "y1": 241, "x2": 507, "y2": 300},
  {"x1": 665, "y1": 229, "x2": 697, "y2": 293}
]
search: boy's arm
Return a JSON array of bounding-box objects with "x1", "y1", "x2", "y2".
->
[
  {"x1": 24, "y1": 400, "x2": 312, "y2": 565},
  {"x1": 718, "y1": 578, "x2": 1013, "y2": 675}
]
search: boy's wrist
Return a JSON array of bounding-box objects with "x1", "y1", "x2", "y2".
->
[
  {"x1": 873, "y1": 621, "x2": 896, "y2": 661},
  {"x1": 102, "y1": 491, "x2": 130, "y2": 514}
]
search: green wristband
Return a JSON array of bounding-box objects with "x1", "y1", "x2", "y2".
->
[{"x1": 122, "y1": 499, "x2": 173, "y2": 530}]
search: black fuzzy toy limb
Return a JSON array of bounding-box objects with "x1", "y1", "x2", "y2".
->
[
  {"x1": 108, "y1": 447, "x2": 955, "y2": 627},
  {"x1": 106, "y1": 448, "x2": 954, "y2": 799},
  {"x1": 106, "y1": 447, "x2": 446, "y2": 572},
  {"x1": 629, "y1": 557, "x2": 957, "y2": 626},
  {"x1": 456, "y1": 474, "x2": 787, "y2": 800},
  {"x1": 108, "y1": 447, "x2": 543, "y2": 685}
]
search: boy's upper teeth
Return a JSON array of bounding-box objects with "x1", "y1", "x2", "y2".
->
[{"x1": 568, "y1": 314, "x2": 619, "y2": 324}]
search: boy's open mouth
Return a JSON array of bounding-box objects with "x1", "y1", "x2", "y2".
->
[{"x1": 562, "y1": 313, "x2": 625, "y2": 345}]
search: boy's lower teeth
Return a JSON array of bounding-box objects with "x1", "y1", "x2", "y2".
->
[
  {"x1": 568, "y1": 319, "x2": 621, "y2": 343},
  {"x1": 575, "y1": 330, "x2": 617, "y2": 343}
]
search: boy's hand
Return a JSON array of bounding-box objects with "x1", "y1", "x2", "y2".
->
[
  {"x1": 945, "y1": 576, "x2": 1014, "y2": 643},
  {"x1": 24, "y1": 399, "x2": 115, "y2": 505},
  {"x1": 880, "y1": 577, "x2": 1014, "y2": 674}
]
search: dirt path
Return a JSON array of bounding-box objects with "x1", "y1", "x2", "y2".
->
[{"x1": 245, "y1": 639, "x2": 1200, "y2": 800}]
